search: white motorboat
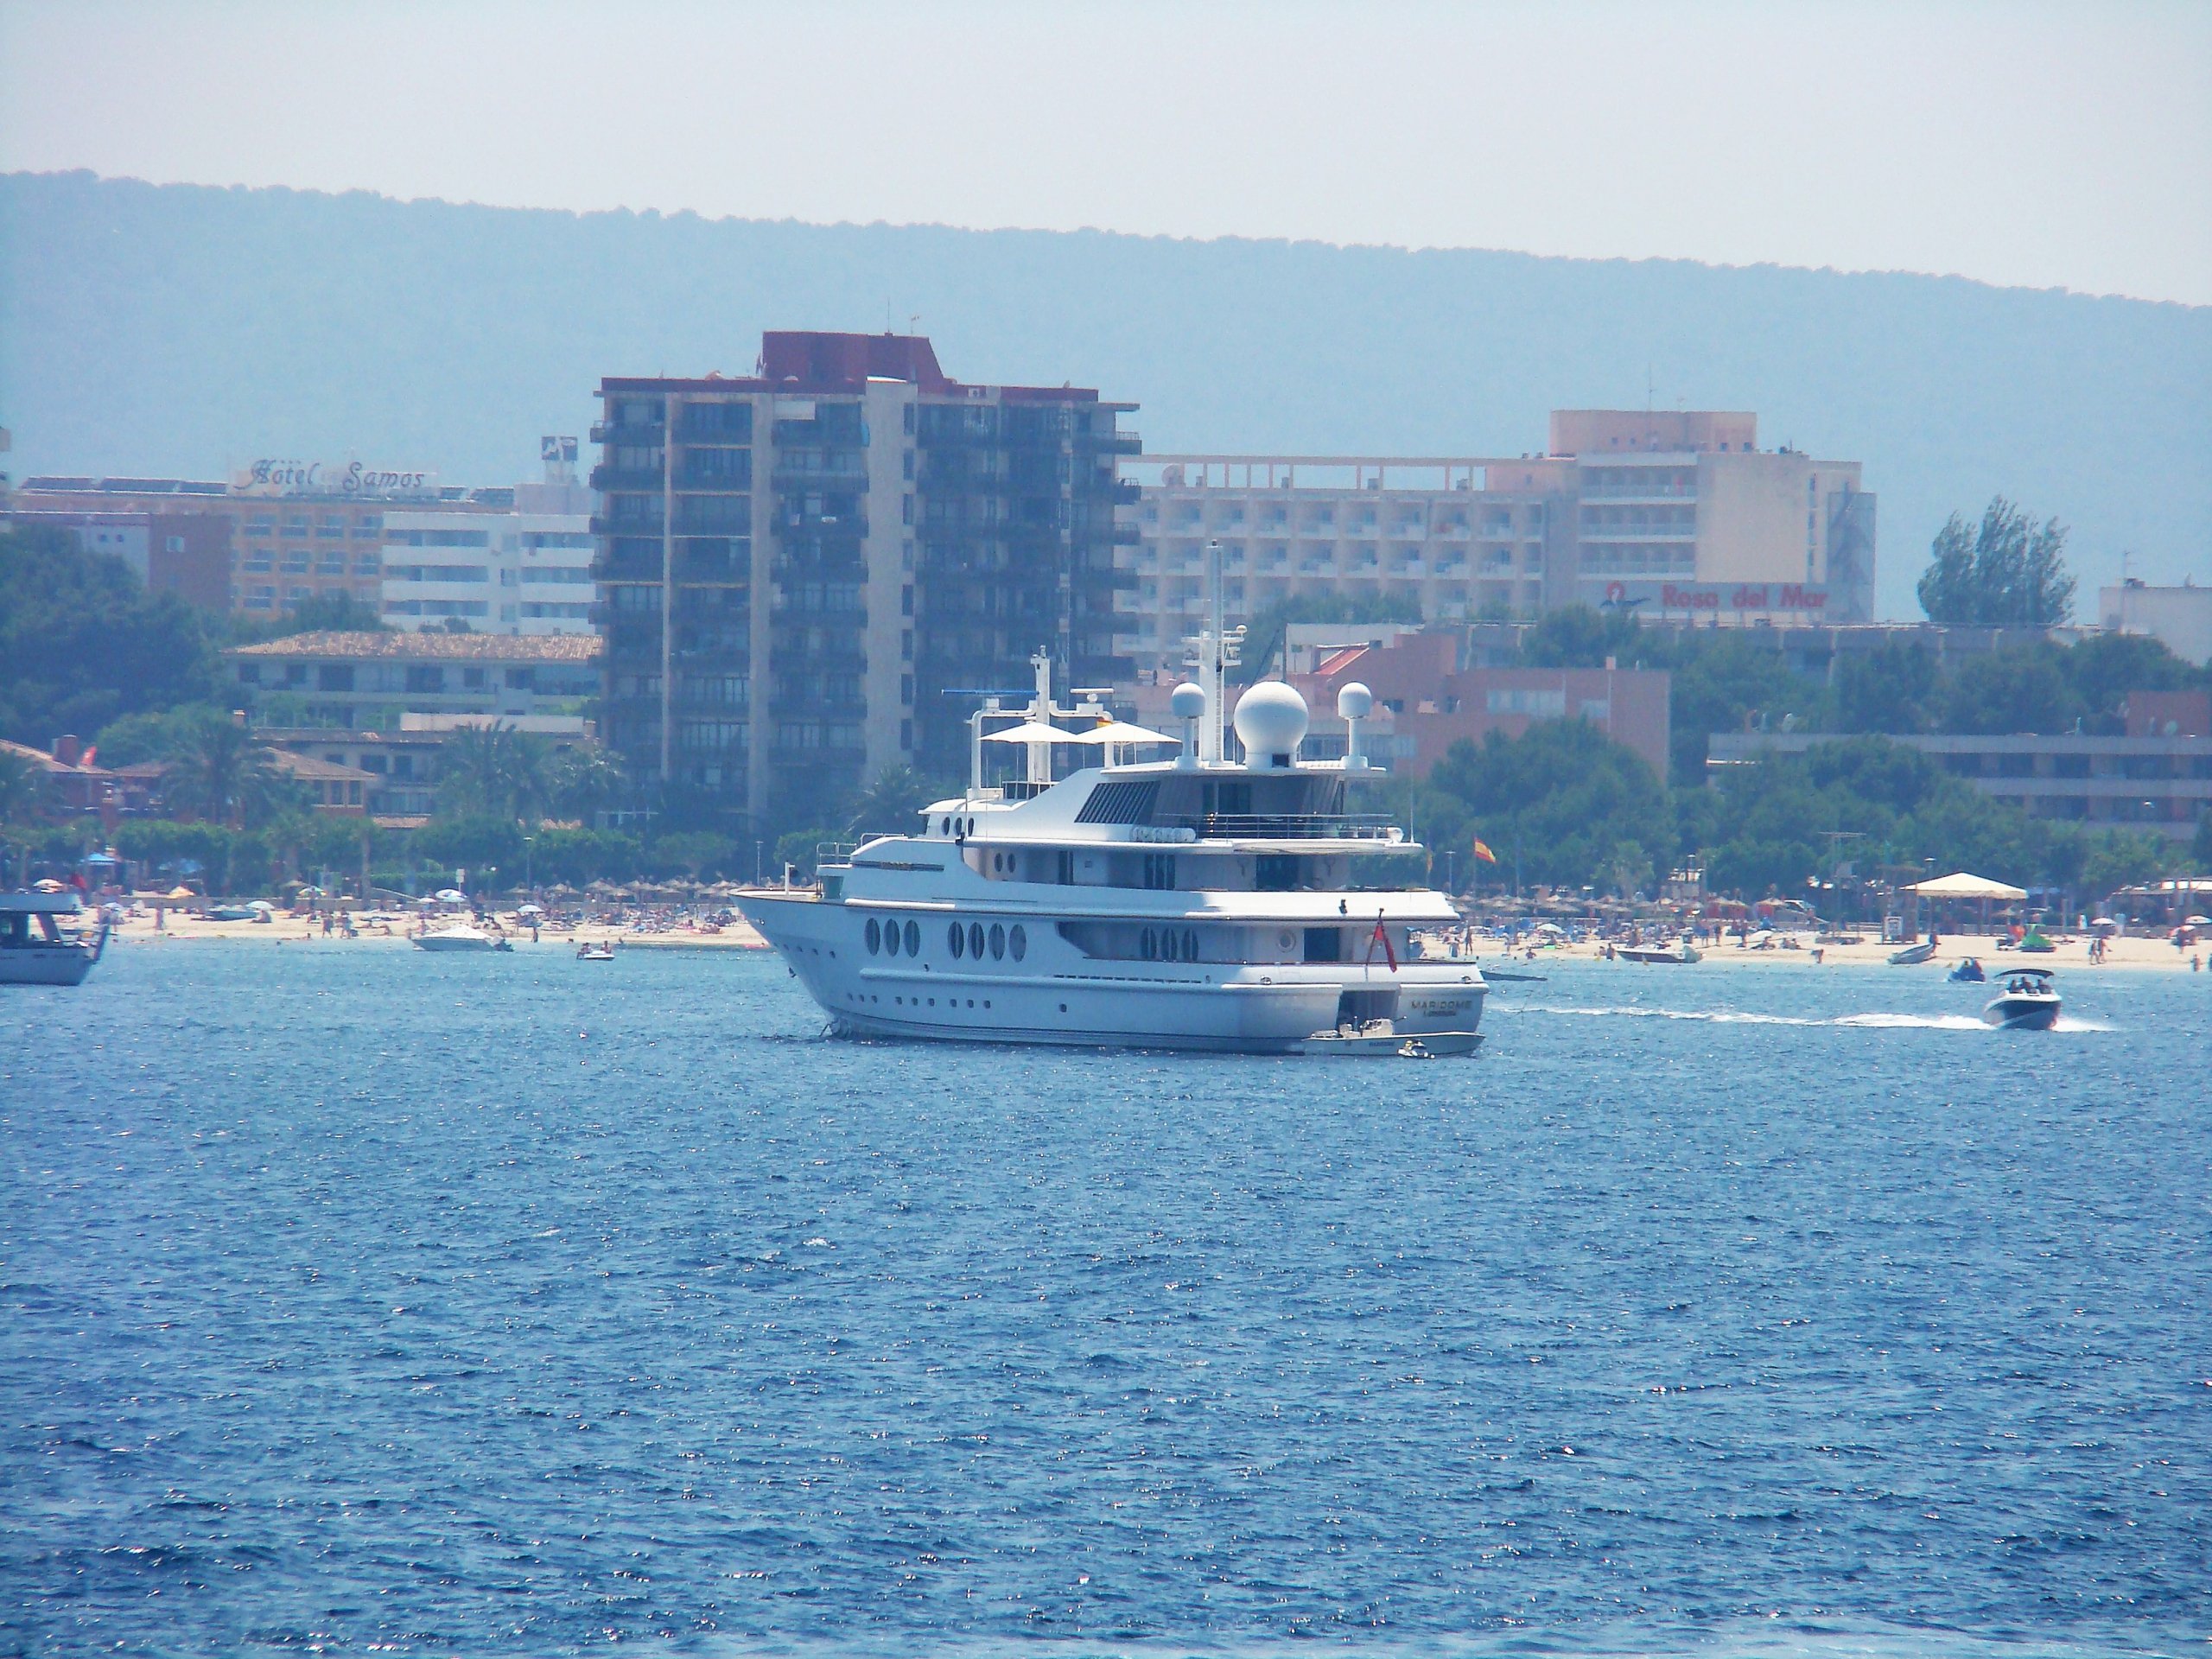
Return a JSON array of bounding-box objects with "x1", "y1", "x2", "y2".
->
[
  {"x1": 576, "y1": 942, "x2": 616, "y2": 961},
  {"x1": 1984, "y1": 968, "x2": 2061, "y2": 1030},
  {"x1": 1888, "y1": 939, "x2": 1938, "y2": 965},
  {"x1": 414, "y1": 925, "x2": 512, "y2": 952},
  {"x1": 738, "y1": 650, "x2": 1486, "y2": 1055},
  {"x1": 1619, "y1": 940, "x2": 1700, "y2": 964},
  {"x1": 0, "y1": 893, "x2": 110, "y2": 986},
  {"x1": 1297, "y1": 1021, "x2": 1484, "y2": 1058}
]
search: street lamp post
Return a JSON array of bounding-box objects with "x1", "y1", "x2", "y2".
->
[{"x1": 524, "y1": 835, "x2": 535, "y2": 896}]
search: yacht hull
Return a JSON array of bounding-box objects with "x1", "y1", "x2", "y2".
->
[
  {"x1": 742, "y1": 893, "x2": 1485, "y2": 1054},
  {"x1": 0, "y1": 947, "x2": 99, "y2": 986}
]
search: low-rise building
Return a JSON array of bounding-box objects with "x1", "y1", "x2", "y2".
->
[
  {"x1": 2101, "y1": 579, "x2": 2212, "y2": 666},
  {"x1": 258, "y1": 714, "x2": 594, "y2": 823},
  {"x1": 1125, "y1": 629, "x2": 1671, "y2": 781},
  {"x1": 226, "y1": 632, "x2": 600, "y2": 729},
  {"x1": 1709, "y1": 709, "x2": 2212, "y2": 841}
]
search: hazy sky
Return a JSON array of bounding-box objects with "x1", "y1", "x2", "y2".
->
[{"x1": 3, "y1": 0, "x2": 2209, "y2": 307}]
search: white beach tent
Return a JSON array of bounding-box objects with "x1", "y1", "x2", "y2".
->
[{"x1": 1906, "y1": 872, "x2": 2028, "y2": 901}]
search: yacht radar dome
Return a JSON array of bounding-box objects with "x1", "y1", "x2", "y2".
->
[
  {"x1": 1170, "y1": 681, "x2": 1206, "y2": 767},
  {"x1": 1233, "y1": 681, "x2": 1309, "y2": 769},
  {"x1": 1337, "y1": 681, "x2": 1374, "y2": 771}
]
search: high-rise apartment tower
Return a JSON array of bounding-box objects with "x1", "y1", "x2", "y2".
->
[{"x1": 593, "y1": 332, "x2": 1137, "y2": 828}]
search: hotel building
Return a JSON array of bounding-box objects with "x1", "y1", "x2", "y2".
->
[
  {"x1": 5, "y1": 456, "x2": 551, "y2": 616},
  {"x1": 593, "y1": 331, "x2": 1137, "y2": 827},
  {"x1": 1115, "y1": 410, "x2": 1873, "y2": 672}
]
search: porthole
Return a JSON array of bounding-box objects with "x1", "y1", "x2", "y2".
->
[
  {"x1": 969, "y1": 922, "x2": 984, "y2": 958},
  {"x1": 865, "y1": 918, "x2": 880, "y2": 954},
  {"x1": 988, "y1": 923, "x2": 1006, "y2": 960},
  {"x1": 1185, "y1": 928, "x2": 1198, "y2": 962},
  {"x1": 1009, "y1": 925, "x2": 1027, "y2": 962},
  {"x1": 1141, "y1": 926, "x2": 1157, "y2": 960},
  {"x1": 949, "y1": 922, "x2": 965, "y2": 958},
  {"x1": 904, "y1": 918, "x2": 920, "y2": 957},
  {"x1": 883, "y1": 918, "x2": 899, "y2": 957}
]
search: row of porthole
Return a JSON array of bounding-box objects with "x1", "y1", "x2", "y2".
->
[
  {"x1": 938, "y1": 815, "x2": 977, "y2": 837},
  {"x1": 864, "y1": 916, "x2": 1027, "y2": 963}
]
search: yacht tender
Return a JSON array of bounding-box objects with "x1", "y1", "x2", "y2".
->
[{"x1": 738, "y1": 664, "x2": 1484, "y2": 1053}]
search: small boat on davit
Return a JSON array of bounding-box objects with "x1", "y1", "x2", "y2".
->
[{"x1": 1984, "y1": 968, "x2": 2060, "y2": 1031}]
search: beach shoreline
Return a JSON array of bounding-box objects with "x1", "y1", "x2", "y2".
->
[{"x1": 85, "y1": 909, "x2": 2207, "y2": 972}]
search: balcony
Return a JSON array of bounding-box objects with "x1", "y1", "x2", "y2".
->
[
  {"x1": 590, "y1": 465, "x2": 663, "y2": 493},
  {"x1": 772, "y1": 461, "x2": 870, "y2": 490},
  {"x1": 591, "y1": 418, "x2": 664, "y2": 445}
]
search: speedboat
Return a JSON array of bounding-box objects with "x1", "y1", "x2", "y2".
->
[
  {"x1": 1984, "y1": 968, "x2": 2060, "y2": 1030},
  {"x1": 1298, "y1": 1020, "x2": 1483, "y2": 1058},
  {"x1": 1888, "y1": 939, "x2": 1937, "y2": 965},
  {"x1": 415, "y1": 925, "x2": 511, "y2": 952},
  {"x1": 1619, "y1": 940, "x2": 1700, "y2": 964},
  {"x1": 737, "y1": 651, "x2": 1485, "y2": 1054},
  {"x1": 1948, "y1": 957, "x2": 1986, "y2": 982},
  {"x1": 0, "y1": 893, "x2": 110, "y2": 986}
]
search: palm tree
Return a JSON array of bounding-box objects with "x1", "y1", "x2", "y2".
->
[
  {"x1": 165, "y1": 714, "x2": 281, "y2": 830},
  {"x1": 437, "y1": 723, "x2": 554, "y2": 823},
  {"x1": 550, "y1": 741, "x2": 628, "y2": 823},
  {"x1": 0, "y1": 747, "x2": 47, "y2": 824}
]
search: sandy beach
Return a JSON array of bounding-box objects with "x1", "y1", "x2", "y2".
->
[{"x1": 88, "y1": 905, "x2": 2209, "y2": 974}]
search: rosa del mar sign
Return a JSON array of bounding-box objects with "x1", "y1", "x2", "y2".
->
[{"x1": 231, "y1": 459, "x2": 439, "y2": 499}]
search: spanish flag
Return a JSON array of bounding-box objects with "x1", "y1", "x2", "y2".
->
[{"x1": 1471, "y1": 837, "x2": 1498, "y2": 865}]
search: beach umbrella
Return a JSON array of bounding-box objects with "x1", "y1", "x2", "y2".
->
[
  {"x1": 247, "y1": 899, "x2": 276, "y2": 912},
  {"x1": 515, "y1": 903, "x2": 545, "y2": 916},
  {"x1": 167, "y1": 885, "x2": 196, "y2": 899},
  {"x1": 435, "y1": 887, "x2": 467, "y2": 902}
]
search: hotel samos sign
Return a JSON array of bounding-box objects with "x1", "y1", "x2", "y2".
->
[{"x1": 232, "y1": 459, "x2": 439, "y2": 499}]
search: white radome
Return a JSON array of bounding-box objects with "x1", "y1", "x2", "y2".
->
[
  {"x1": 1233, "y1": 680, "x2": 1310, "y2": 766},
  {"x1": 1169, "y1": 681, "x2": 1208, "y2": 720},
  {"x1": 1337, "y1": 681, "x2": 1374, "y2": 721}
]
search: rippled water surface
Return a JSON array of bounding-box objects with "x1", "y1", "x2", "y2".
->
[{"x1": 3, "y1": 943, "x2": 2209, "y2": 1656}]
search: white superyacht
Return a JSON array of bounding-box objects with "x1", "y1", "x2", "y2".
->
[{"x1": 737, "y1": 657, "x2": 1484, "y2": 1054}]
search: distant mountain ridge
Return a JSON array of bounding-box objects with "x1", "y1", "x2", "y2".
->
[{"x1": 2, "y1": 168, "x2": 2205, "y2": 619}]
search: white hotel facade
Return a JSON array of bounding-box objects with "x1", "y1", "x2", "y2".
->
[{"x1": 380, "y1": 448, "x2": 596, "y2": 636}]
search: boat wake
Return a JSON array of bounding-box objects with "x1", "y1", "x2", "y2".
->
[{"x1": 1500, "y1": 1005, "x2": 2111, "y2": 1033}]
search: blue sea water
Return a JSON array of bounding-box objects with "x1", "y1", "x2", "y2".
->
[{"x1": 3, "y1": 941, "x2": 2209, "y2": 1657}]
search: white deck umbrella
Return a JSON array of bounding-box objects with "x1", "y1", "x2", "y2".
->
[
  {"x1": 980, "y1": 721, "x2": 1077, "y2": 744},
  {"x1": 1062, "y1": 721, "x2": 1177, "y2": 747}
]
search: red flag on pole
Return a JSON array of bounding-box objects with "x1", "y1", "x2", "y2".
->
[{"x1": 1367, "y1": 913, "x2": 1397, "y2": 971}]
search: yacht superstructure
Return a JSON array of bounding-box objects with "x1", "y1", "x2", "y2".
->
[{"x1": 737, "y1": 650, "x2": 1484, "y2": 1053}]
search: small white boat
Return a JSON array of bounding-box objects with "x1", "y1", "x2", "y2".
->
[
  {"x1": 415, "y1": 925, "x2": 512, "y2": 953},
  {"x1": 0, "y1": 893, "x2": 109, "y2": 986},
  {"x1": 1297, "y1": 1020, "x2": 1483, "y2": 1058},
  {"x1": 1619, "y1": 941, "x2": 1701, "y2": 964},
  {"x1": 575, "y1": 942, "x2": 615, "y2": 961},
  {"x1": 1984, "y1": 968, "x2": 2060, "y2": 1031},
  {"x1": 1888, "y1": 940, "x2": 1938, "y2": 965}
]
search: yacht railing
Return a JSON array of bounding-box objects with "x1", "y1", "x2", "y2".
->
[{"x1": 1166, "y1": 813, "x2": 1400, "y2": 841}]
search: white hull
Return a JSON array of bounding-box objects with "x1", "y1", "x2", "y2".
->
[
  {"x1": 0, "y1": 946, "x2": 99, "y2": 986},
  {"x1": 741, "y1": 893, "x2": 1485, "y2": 1054}
]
